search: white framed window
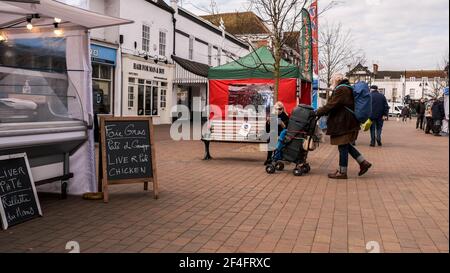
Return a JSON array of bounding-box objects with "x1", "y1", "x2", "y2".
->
[
  {"x1": 218, "y1": 48, "x2": 222, "y2": 66},
  {"x1": 159, "y1": 31, "x2": 167, "y2": 56},
  {"x1": 409, "y1": 88, "x2": 415, "y2": 97},
  {"x1": 208, "y1": 44, "x2": 212, "y2": 66},
  {"x1": 142, "y1": 24, "x2": 150, "y2": 52},
  {"x1": 128, "y1": 86, "x2": 134, "y2": 108},
  {"x1": 160, "y1": 83, "x2": 167, "y2": 108},
  {"x1": 410, "y1": 77, "x2": 416, "y2": 81},
  {"x1": 189, "y1": 36, "x2": 194, "y2": 60}
]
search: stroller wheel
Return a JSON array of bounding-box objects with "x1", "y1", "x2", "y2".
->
[
  {"x1": 275, "y1": 162, "x2": 285, "y2": 171},
  {"x1": 304, "y1": 164, "x2": 311, "y2": 173},
  {"x1": 266, "y1": 165, "x2": 276, "y2": 174},
  {"x1": 293, "y1": 168, "x2": 303, "y2": 177}
]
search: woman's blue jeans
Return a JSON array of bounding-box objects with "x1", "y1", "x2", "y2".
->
[{"x1": 338, "y1": 144, "x2": 363, "y2": 168}]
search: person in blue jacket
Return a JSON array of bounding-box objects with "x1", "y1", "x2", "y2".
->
[{"x1": 369, "y1": 85, "x2": 390, "y2": 147}]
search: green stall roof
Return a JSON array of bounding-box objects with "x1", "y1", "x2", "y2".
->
[{"x1": 208, "y1": 46, "x2": 300, "y2": 80}]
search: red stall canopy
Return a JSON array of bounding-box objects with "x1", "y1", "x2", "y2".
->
[{"x1": 208, "y1": 46, "x2": 303, "y2": 119}]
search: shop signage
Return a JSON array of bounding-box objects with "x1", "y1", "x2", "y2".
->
[
  {"x1": 0, "y1": 153, "x2": 42, "y2": 230},
  {"x1": 133, "y1": 63, "x2": 165, "y2": 74},
  {"x1": 99, "y1": 116, "x2": 159, "y2": 202},
  {"x1": 90, "y1": 44, "x2": 117, "y2": 66}
]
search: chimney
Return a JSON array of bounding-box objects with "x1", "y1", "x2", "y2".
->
[{"x1": 373, "y1": 64, "x2": 379, "y2": 75}]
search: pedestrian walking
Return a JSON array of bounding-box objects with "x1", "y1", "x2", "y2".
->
[
  {"x1": 415, "y1": 99, "x2": 426, "y2": 130},
  {"x1": 425, "y1": 105, "x2": 433, "y2": 134},
  {"x1": 369, "y1": 85, "x2": 389, "y2": 147},
  {"x1": 432, "y1": 97, "x2": 445, "y2": 136},
  {"x1": 316, "y1": 74, "x2": 372, "y2": 180},
  {"x1": 401, "y1": 106, "x2": 411, "y2": 123}
]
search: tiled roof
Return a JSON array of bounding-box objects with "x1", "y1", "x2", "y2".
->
[
  {"x1": 144, "y1": 0, "x2": 175, "y2": 14},
  {"x1": 201, "y1": 12, "x2": 270, "y2": 35},
  {"x1": 405, "y1": 70, "x2": 447, "y2": 78},
  {"x1": 374, "y1": 71, "x2": 404, "y2": 79},
  {"x1": 373, "y1": 70, "x2": 447, "y2": 80},
  {"x1": 347, "y1": 63, "x2": 373, "y2": 77},
  {"x1": 284, "y1": 31, "x2": 300, "y2": 50}
]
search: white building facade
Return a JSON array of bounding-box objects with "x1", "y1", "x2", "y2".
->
[
  {"x1": 88, "y1": 0, "x2": 175, "y2": 125},
  {"x1": 373, "y1": 71, "x2": 448, "y2": 103},
  {"x1": 84, "y1": 0, "x2": 250, "y2": 124}
]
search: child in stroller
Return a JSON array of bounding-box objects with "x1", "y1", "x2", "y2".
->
[{"x1": 265, "y1": 104, "x2": 319, "y2": 176}]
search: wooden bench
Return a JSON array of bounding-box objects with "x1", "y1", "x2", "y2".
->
[{"x1": 201, "y1": 117, "x2": 268, "y2": 160}]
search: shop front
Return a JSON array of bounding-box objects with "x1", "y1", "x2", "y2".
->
[
  {"x1": 172, "y1": 55, "x2": 210, "y2": 122},
  {"x1": 122, "y1": 55, "x2": 173, "y2": 125},
  {"x1": 90, "y1": 43, "x2": 117, "y2": 115}
]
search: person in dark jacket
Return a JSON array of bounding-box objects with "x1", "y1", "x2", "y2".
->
[
  {"x1": 432, "y1": 97, "x2": 445, "y2": 136},
  {"x1": 415, "y1": 99, "x2": 426, "y2": 130},
  {"x1": 265, "y1": 101, "x2": 289, "y2": 165},
  {"x1": 401, "y1": 106, "x2": 411, "y2": 123},
  {"x1": 369, "y1": 85, "x2": 389, "y2": 147},
  {"x1": 316, "y1": 75, "x2": 372, "y2": 180}
]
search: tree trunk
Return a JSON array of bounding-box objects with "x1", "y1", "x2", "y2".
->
[{"x1": 273, "y1": 42, "x2": 282, "y2": 103}]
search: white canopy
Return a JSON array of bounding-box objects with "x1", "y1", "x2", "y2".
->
[
  {"x1": 0, "y1": 0, "x2": 133, "y2": 30},
  {"x1": 0, "y1": 0, "x2": 132, "y2": 195}
]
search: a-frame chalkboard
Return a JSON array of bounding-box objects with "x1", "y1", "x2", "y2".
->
[
  {"x1": 100, "y1": 116, "x2": 159, "y2": 203},
  {"x1": 0, "y1": 153, "x2": 42, "y2": 230}
]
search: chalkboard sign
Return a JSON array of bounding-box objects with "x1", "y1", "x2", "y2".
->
[
  {"x1": 100, "y1": 116, "x2": 158, "y2": 203},
  {"x1": 0, "y1": 153, "x2": 42, "y2": 230}
]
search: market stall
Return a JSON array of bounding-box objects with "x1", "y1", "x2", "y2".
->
[
  {"x1": 0, "y1": 0, "x2": 132, "y2": 196},
  {"x1": 208, "y1": 46, "x2": 301, "y2": 120}
]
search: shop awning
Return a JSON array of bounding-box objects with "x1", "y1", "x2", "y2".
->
[
  {"x1": 0, "y1": 0, "x2": 133, "y2": 30},
  {"x1": 172, "y1": 55, "x2": 210, "y2": 78}
]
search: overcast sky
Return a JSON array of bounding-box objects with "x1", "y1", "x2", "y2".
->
[{"x1": 182, "y1": 0, "x2": 449, "y2": 71}]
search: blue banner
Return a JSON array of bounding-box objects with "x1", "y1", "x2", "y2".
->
[{"x1": 312, "y1": 79, "x2": 319, "y2": 110}]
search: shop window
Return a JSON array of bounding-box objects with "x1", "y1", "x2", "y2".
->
[
  {"x1": 142, "y1": 24, "x2": 150, "y2": 52},
  {"x1": 92, "y1": 63, "x2": 113, "y2": 114},
  {"x1": 159, "y1": 31, "x2": 166, "y2": 57},
  {"x1": 100, "y1": 65, "x2": 111, "y2": 80},
  {"x1": 410, "y1": 89, "x2": 415, "y2": 97},
  {"x1": 160, "y1": 89, "x2": 167, "y2": 108},
  {"x1": 152, "y1": 86, "x2": 158, "y2": 115},
  {"x1": 92, "y1": 63, "x2": 100, "y2": 78},
  {"x1": 128, "y1": 86, "x2": 134, "y2": 108},
  {"x1": 189, "y1": 36, "x2": 194, "y2": 60}
]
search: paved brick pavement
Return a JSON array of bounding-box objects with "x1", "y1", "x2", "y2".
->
[{"x1": 0, "y1": 119, "x2": 448, "y2": 253}]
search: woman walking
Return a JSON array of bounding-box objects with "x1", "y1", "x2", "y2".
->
[{"x1": 315, "y1": 74, "x2": 372, "y2": 179}]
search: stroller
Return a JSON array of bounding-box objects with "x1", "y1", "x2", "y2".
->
[{"x1": 265, "y1": 104, "x2": 319, "y2": 176}]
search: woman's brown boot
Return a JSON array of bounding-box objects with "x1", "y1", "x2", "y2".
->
[{"x1": 359, "y1": 161, "x2": 372, "y2": 176}]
